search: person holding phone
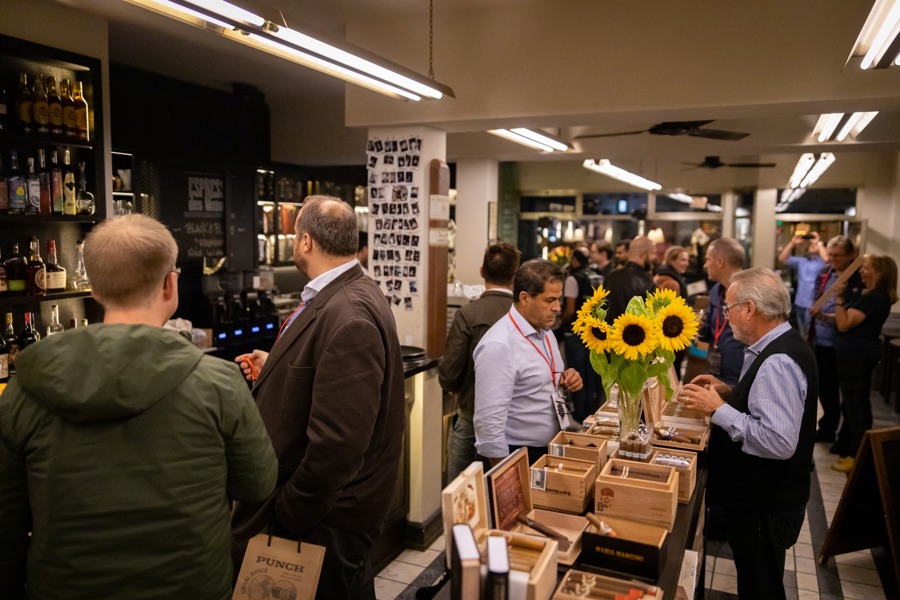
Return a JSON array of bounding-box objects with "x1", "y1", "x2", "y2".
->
[{"x1": 778, "y1": 230, "x2": 828, "y2": 340}]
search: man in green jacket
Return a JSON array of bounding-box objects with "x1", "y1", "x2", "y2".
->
[{"x1": 0, "y1": 214, "x2": 277, "y2": 600}]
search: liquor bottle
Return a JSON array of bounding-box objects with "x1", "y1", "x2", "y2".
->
[
  {"x1": 73, "y1": 81, "x2": 89, "y2": 140},
  {"x1": 0, "y1": 248, "x2": 6, "y2": 295},
  {"x1": 44, "y1": 240, "x2": 67, "y2": 293},
  {"x1": 37, "y1": 149, "x2": 51, "y2": 215},
  {"x1": 4, "y1": 313, "x2": 20, "y2": 376},
  {"x1": 0, "y1": 86, "x2": 9, "y2": 133},
  {"x1": 71, "y1": 240, "x2": 90, "y2": 291},
  {"x1": 8, "y1": 151, "x2": 27, "y2": 215},
  {"x1": 25, "y1": 236, "x2": 46, "y2": 297},
  {"x1": 46, "y1": 304, "x2": 65, "y2": 337},
  {"x1": 0, "y1": 327, "x2": 8, "y2": 384},
  {"x1": 69, "y1": 318, "x2": 78, "y2": 329},
  {"x1": 61, "y1": 79, "x2": 76, "y2": 138},
  {"x1": 16, "y1": 73, "x2": 32, "y2": 134},
  {"x1": 21, "y1": 312, "x2": 40, "y2": 348},
  {"x1": 25, "y1": 156, "x2": 41, "y2": 215},
  {"x1": 32, "y1": 74, "x2": 49, "y2": 135},
  {"x1": 50, "y1": 150, "x2": 63, "y2": 214},
  {"x1": 75, "y1": 161, "x2": 94, "y2": 215},
  {"x1": 47, "y1": 76, "x2": 63, "y2": 136},
  {"x1": 0, "y1": 154, "x2": 8, "y2": 213},
  {"x1": 5, "y1": 244, "x2": 26, "y2": 296},
  {"x1": 62, "y1": 147, "x2": 76, "y2": 215}
]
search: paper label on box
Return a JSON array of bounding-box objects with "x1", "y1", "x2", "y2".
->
[
  {"x1": 549, "y1": 443, "x2": 566, "y2": 457},
  {"x1": 530, "y1": 467, "x2": 547, "y2": 491}
]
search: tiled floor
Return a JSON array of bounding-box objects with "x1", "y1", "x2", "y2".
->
[{"x1": 376, "y1": 391, "x2": 900, "y2": 600}]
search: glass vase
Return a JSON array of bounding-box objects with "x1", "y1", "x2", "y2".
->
[{"x1": 617, "y1": 385, "x2": 651, "y2": 461}]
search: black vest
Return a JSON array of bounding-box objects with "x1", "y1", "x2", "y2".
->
[
  {"x1": 564, "y1": 266, "x2": 603, "y2": 328},
  {"x1": 707, "y1": 327, "x2": 818, "y2": 511}
]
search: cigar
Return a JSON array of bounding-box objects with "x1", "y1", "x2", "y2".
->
[
  {"x1": 516, "y1": 514, "x2": 571, "y2": 551},
  {"x1": 550, "y1": 461, "x2": 590, "y2": 474},
  {"x1": 585, "y1": 512, "x2": 616, "y2": 537},
  {"x1": 610, "y1": 466, "x2": 664, "y2": 482},
  {"x1": 565, "y1": 572, "x2": 660, "y2": 597}
]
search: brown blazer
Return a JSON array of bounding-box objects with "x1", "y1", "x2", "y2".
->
[{"x1": 232, "y1": 265, "x2": 405, "y2": 538}]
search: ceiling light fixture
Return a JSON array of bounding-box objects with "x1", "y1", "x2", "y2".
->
[
  {"x1": 812, "y1": 111, "x2": 879, "y2": 142},
  {"x1": 788, "y1": 153, "x2": 835, "y2": 189},
  {"x1": 488, "y1": 128, "x2": 570, "y2": 152},
  {"x1": 847, "y1": 0, "x2": 900, "y2": 69},
  {"x1": 582, "y1": 159, "x2": 662, "y2": 191},
  {"x1": 122, "y1": 0, "x2": 453, "y2": 101}
]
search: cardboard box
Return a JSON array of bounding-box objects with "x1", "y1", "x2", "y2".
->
[
  {"x1": 487, "y1": 530, "x2": 557, "y2": 600},
  {"x1": 650, "y1": 448, "x2": 697, "y2": 504},
  {"x1": 548, "y1": 431, "x2": 608, "y2": 470},
  {"x1": 595, "y1": 458, "x2": 678, "y2": 531},
  {"x1": 529, "y1": 455, "x2": 597, "y2": 514},
  {"x1": 579, "y1": 515, "x2": 668, "y2": 581},
  {"x1": 441, "y1": 462, "x2": 490, "y2": 567},
  {"x1": 486, "y1": 448, "x2": 588, "y2": 566},
  {"x1": 675, "y1": 549, "x2": 699, "y2": 600},
  {"x1": 551, "y1": 567, "x2": 664, "y2": 599}
]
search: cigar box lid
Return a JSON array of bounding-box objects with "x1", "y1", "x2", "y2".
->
[
  {"x1": 441, "y1": 461, "x2": 490, "y2": 566},
  {"x1": 598, "y1": 457, "x2": 677, "y2": 490},
  {"x1": 485, "y1": 448, "x2": 534, "y2": 532}
]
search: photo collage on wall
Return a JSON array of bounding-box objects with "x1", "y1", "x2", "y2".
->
[{"x1": 366, "y1": 136, "x2": 423, "y2": 311}]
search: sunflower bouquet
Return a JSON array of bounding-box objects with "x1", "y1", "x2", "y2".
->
[{"x1": 572, "y1": 287, "x2": 699, "y2": 448}]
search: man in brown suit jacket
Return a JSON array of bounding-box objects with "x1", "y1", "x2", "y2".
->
[{"x1": 232, "y1": 196, "x2": 404, "y2": 600}]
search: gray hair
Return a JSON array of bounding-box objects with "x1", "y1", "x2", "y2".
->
[
  {"x1": 708, "y1": 238, "x2": 745, "y2": 269},
  {"x1": 730, "y1": 268, "x2": 791, "y2": 320},
  {"x1": 296, "y1": 195, "x2": 358, "y2": 257}
]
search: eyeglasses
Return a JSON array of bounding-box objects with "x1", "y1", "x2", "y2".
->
[
  {"x1": 722, "y1": 300, "x2": 749, "y2": 319},
  {"x1": 171, "y1": 267, "x2": 181, "y2": 278}
]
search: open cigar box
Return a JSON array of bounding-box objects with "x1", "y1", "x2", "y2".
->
[
  {"x1": 649, "y1": 448, "x2": 697, "y2": 504},
  {"x1": 486, "y1": 530, "x2": 558, "y2": 600},
  {"x1": 552, "y1": 567, "x2": 664, "y2": 599},
  {"x1": 486, "y1": 448, "x2": 588, "y2": 566},
  {"x1": 440, "y1": 461, "x2": 491, "y2": 567},
  {"x1": 579, "y1": 514, "x2": 669, "y2": 581},
  {"x1": 530, "y1": 455, "x2": 597, "y2": 514},
  {"x1": 581, "y1": 416, "x2": 620, "y2": 457},
  {"x1": 595, "y1": 458, "x2": 677, "y2": 531},
  {"x1": 642, "y1": 378, "x2": 710, "y2": 455},
  {"x1": 548, "y1": 430, "x2": 609, "y2": 470}
]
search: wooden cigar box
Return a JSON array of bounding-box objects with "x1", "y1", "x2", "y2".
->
[
  {"x1": 579, "y1": 515, "x2": 669, "y2": 582},
  {"x1": 441, "y1": 461, "x2": 490, "y2": 567},
  {"x1": 486, "y1": 448, "x2": 588, "y2": 566},
  {"x1": 552, "y1": 567, "x2": 664, "y2": 599},
  {"x1": 595, "y1": 458, "x2": 677, "y2": 531},
  {"x1": 548, "y1": 431, "x2": 609, "y2": 470},
  {"x1": 529, "y1": 455, "x2": 597, "y2": 514},
  {"x1": 486, "y1": 529, "x2": 558, "y2": 600},
  {"x1": 642, "y1": 380, "x2": 710, "y2": 455},
  {"x1": 650, "y1": 448, "x2": 697, "y2": 504}
]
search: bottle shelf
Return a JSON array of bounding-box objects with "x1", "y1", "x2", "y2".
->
[
  {"x1": 112, "y1": 191, "x2": 134, "y2": 196},
  {"x1": 0, "y1": 214, "x2": 98, "y2": 224},
  {"x1": 0, "y1": 291, "x2": 92, "y2": 307},
  {"x1": 0, "y1": 130, "x2": 93, "y2": 151}
]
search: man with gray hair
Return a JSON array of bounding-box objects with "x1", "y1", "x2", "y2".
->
[
  {"x1": 680, "y1": 268, "x2": 818, "y2": 600},
  {"x1": 0, "y1": 214, "x2": 278, "y2": 599}
]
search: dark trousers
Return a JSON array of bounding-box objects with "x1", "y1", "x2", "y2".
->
[
  {"x1": 836, "y1": 351, "x2": 877, "y2": 458},
  {"x1": 564, "y1": 332, "x2": 600, "y2": 424},
  {"x1": 814, "y1": 344, "x2": 840, "y2": 435},
  {"x1": 508, "y1": 444, "x2": 548, "y2": 466},
  {"x1": 725, "y1": 505, "x2": 805, "y2": 600},
  {"x1": 233, "y1": 523, "x2": 378, "y2": 600}
]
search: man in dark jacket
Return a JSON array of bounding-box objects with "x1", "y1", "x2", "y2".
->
[
  {"x1": 562, "y1": 247, "x2": 604, "y2": 422},
  {"x1": 680, "y1": 268, "x2": 817, "y2": 600},
  {"x1": 439, "y1": 242, "x2": 520, "y2": 482},
  {"x1": 0, "y1": 214, "x2": 277, "y2": 600},
  {"x1": 603, "y1": 235, "x2": 657, "y2": 322},
  {"x1": 233, "y1": 196, "x2": 404, "y2": 600}
]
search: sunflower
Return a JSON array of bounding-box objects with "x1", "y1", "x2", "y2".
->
[
  {"x1": 645, "y1": 288, "x2": 679, "y2": 314},
  {"x1": 609, "y1": 313, "x2": 658, "y2": 360},
  {"x1": 654, "y1": 302, "x2": 699, "y2": 352},
  {"x1": 578, "y1": 317, "x2": 611, "y2": 353},
  {"x1": 577, "y1": 285, "x2": 610, "y2": 322}
]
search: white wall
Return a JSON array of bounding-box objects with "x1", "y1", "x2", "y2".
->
[{"x1": 454, "y1": 160, "x2": 498, "y2": 285}]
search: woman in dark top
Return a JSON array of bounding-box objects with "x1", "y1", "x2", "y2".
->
[{"x1": 830, "y1": 254, "x2": 899, "y2": 472}]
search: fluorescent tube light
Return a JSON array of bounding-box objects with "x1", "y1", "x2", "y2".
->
[
  {"x1": 185, "y1": 0, "x2": 264, "y2": 27},
  {"x1": 488, "y1": 129, "x2": 569, "y2": 153},
  {"x1": 812, "y1": 111, "x2": 879, "y2": 142},
  {"x1": 848, "y1": 0, "x2": 900, "y2": 69},
  {"x1": 798, "y1": 153, "x2": 835, "y2": 188},
  {"x1": 813, "y1": 113, "x2": 843, "y2": 142},
  {"x1": 488, "y1": 129, "x2": 553, "y2": 152},
  {"x1": 582, "y1": 159, "x2": 662, "y2": 191},
  {"x1": 838, "y1": 111, "x2": 878, "y2": 141},
  {"x1": 788, "y1": 153, "x2": 816, "y2": 189},
  {"x1": 666, "y1": 193, "x2": 693, "y2": 203}
]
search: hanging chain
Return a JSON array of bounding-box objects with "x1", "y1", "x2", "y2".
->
[{"x1": 428, "y1": 0, "x2": 435, "y2": 79}]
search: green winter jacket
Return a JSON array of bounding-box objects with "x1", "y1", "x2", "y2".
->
[{"x1": 0, "y1": 324, "x2": 277, "y2": 600}]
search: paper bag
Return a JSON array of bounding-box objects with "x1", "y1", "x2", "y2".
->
[{"x1": 232, "y1": 533, "x2": 325, "y2": 600}]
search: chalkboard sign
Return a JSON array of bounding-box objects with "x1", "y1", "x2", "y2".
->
[
  {"x1": 820, "y1": 426, "x2": 900, "y2": 590},
  {"x1": 170, "y1": 171, "x2": 226, "y2": 262}
]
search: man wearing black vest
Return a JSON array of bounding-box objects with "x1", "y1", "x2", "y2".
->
[
  {"x1": 679, "y1": 268, "x2": 818, "y2": 600},
  {"x1": 562, "y1": 247, "x2": 604, "y2": 423}
]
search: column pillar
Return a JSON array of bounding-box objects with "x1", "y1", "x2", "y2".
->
[
  {"x1": 752, "y1": 189, "x2": 777, "y2": 268},
  {"x1": 454, "y1": 160, "x2": 498, "y2": 284}
]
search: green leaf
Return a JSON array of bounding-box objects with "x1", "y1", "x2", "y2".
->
[
  {"x1": 619, "y1": 361, "x2": 648, "y2": 397},
  {"x1": 626, "y1": 296, "x2": 649, "y2": 317}
]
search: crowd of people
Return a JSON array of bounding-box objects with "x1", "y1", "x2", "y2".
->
[{"x1": 0, "y1": 204, "x2": 897, "y2": 600}]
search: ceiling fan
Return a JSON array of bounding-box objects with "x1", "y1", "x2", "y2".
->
[
  {"x1": 575, "y1": 120, "x2": 750, "y2": 141},
  {"x1": 689, "y1": 155, "x2": 776, "y2": 169}
]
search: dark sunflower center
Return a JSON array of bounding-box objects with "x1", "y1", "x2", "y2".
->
[
  {"x1": 622, "y1": 323, "x2": 646, "y2": 346},
  {"x1": 591, "y1": 327, "x2": 607, "y2": 340},
  {"x1": 662, "y1": 315, "x2": 684, "y2": 338}
]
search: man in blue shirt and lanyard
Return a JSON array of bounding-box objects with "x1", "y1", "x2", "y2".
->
[
  {"x1": 697, "y1": 238, "x2": 747, "y2": 386},
  {"x1": 473, "y1": 259, "x2": 584, "y2": 466},
  {"x1": 680, "y1": 268, "x2": 818, "y2": 600}
]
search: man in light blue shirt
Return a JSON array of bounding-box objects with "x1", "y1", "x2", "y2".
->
[
  {"x1": 473, "y1": 259, "x2": 583, "y2": 466},
  {"x1": 777, "y1": 230, "x2": 827, "y2": 340}
]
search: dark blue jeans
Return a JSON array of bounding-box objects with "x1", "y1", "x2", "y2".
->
[{"x1": 564, "y1": 332, "x2": 601, "y2": 424}]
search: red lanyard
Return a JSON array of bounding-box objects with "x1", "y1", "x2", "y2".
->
[
  {"x1": 815, "y1": 270, "x2": 832, "y2": 299},
  {"x1": 713, "y1": 286, "x2": 728, "y2": 347},
  {"x1": 508, "y1": 311, "x2": 557, "y2": 386},
  {"x1": 276, "y1": 301, "x2": 305, "y2": 341}
]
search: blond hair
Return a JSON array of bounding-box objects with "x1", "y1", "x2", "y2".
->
[{"x1": 84, "y1": 214, "x2": 178, "y2": 308}]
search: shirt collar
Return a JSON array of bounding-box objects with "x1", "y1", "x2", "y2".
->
[
  {"x1": 510, "y1": 305, "x2": 546, "y2": 338},
  {"x1": 745, "y1": 321, "x2": 792, "y2": 357},
  {"x1": 301, "y1": 259, "x2": 359, "y2": 305}
]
